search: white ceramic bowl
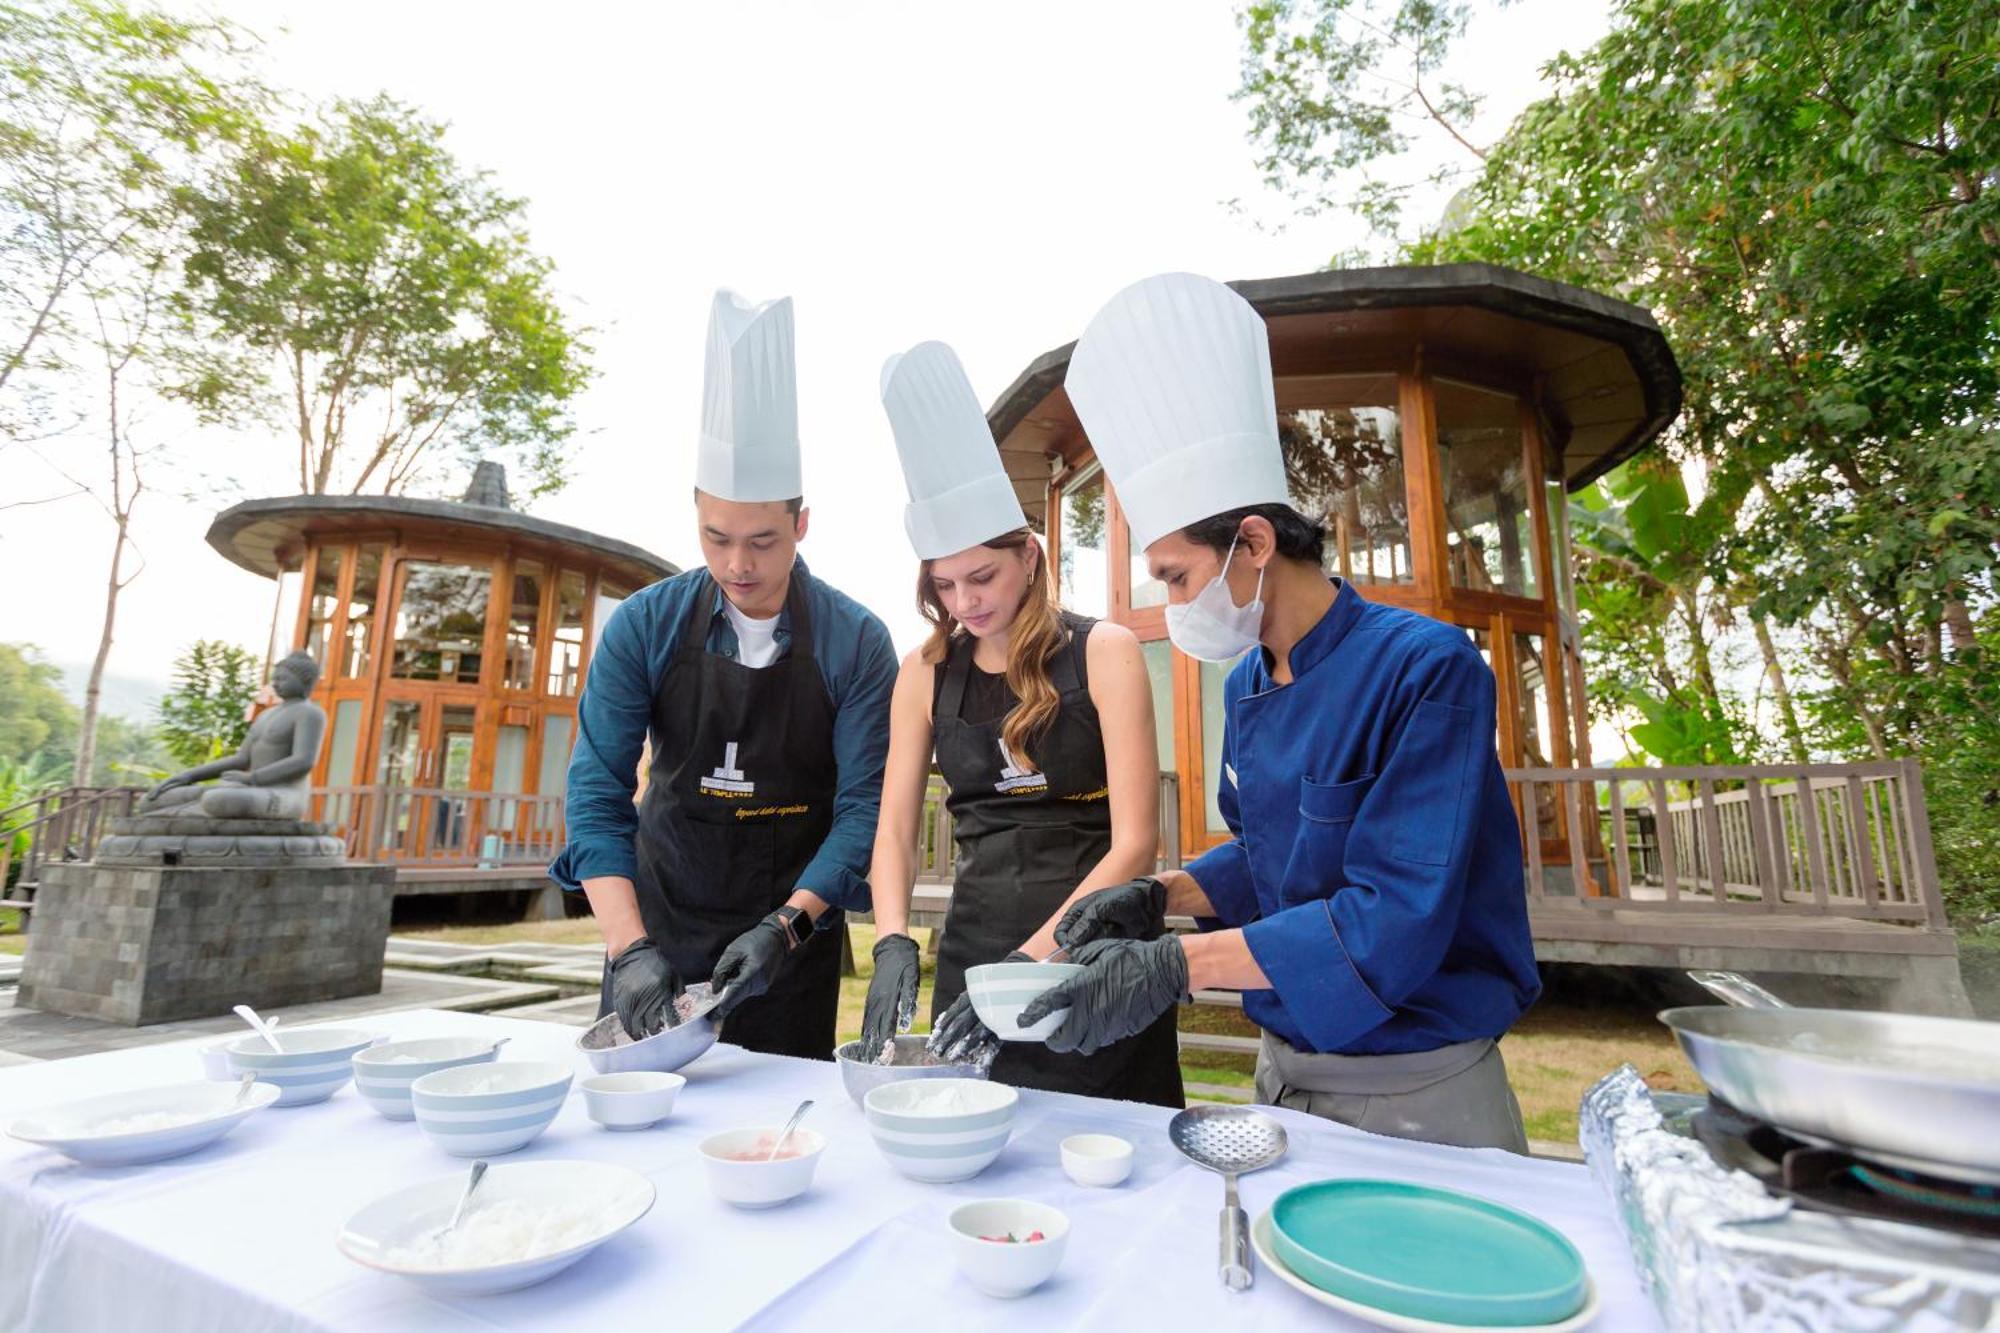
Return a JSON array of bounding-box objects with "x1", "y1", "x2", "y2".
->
[
  {"x1": 225, "y1": 1028, "x2": 379, "y2": 1106},
  {"x1": 336, "y1": 1159, "x2": 654, "y2": 1297},
  {"x1": 1060, "y1": 1133, "x2": 1135, "y2": 1187},
  {"x1": 697, "y1": 1127, "x2": 827, "y2": 1207},
  {"x1": 352, "y1": 1038, "x2": 507, "y2": 1121},
  {"x1": 198, "y1": 1037, "x2": 236, "y2": 1081},
  {"x1": 410, "y1": 1062, "x2": 572, "y2": 1158},
  {"x1": 8, "y1": 1079, "x2": 281, "y2": 1166},
  {"x1": 964, "y1": 961, "x2": 1083, "y2": 1042},
  {"x1": 581, "y1": 1072, "x2": 684, "y2": 1130},
  {"x1": 864, "y1": 1078, "x2": 1018, "y2": 1183},
  {"x1": 948, "y1": 1199, "x2": 1070, "y2": 1297}
]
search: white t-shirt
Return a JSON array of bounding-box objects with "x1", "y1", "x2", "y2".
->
[{"x1": 722, "y1": 598, "x2": 783, "y2": 669}]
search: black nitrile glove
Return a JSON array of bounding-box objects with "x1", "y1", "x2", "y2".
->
[
  {"x1": 926, "y1": 950, "x2": 1029, "y2": 1065},
  {"x1": 1015, "y1": 936, "x2": 1188, "y2": 1056},
  {"x1": 710, "y1": 913, "x2": 794, "y2": 1018},
  {"x1": 607, "y1": 937, "x2": 682, "y2": 1039},
  {"x1": 859, "y1": 932, "x2": 922, "y2": 1057},
  {"x1": 1053, "y1": 877, "x2": 1168, "y2": 950}
]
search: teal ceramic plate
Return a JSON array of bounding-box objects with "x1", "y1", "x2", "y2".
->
[
  {"x1": 1267, "y1": 1180, "x2": 1589, "y2": 1327},
  {"x1": 1250, "y1": 1211, "x2": 1600, "y2": 1331}
]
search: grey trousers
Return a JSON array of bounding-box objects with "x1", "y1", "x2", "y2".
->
[{"x1": 1254, "y1": 1030, "x2": 1530, "y2": 1154}]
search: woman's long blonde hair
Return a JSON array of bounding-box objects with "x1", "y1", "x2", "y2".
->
[{"x1": 918, "y1": 528, "x2": 1065, "y2": 773}]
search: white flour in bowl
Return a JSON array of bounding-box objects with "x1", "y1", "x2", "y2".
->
[
  {"x1": 71, "y1": 1108, "x2": 216, "y2": 1137},
  {"x1": 382, "y1": 1200, "x2": 609, "y2": 1269},
  {"x1": 885, "y1": 1083, "x2": 999, "y2": 1115}
]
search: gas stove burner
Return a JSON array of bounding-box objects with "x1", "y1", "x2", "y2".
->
[{"x1": 1693, "y1": 1099, "x2": 2000, "y2": 1240}]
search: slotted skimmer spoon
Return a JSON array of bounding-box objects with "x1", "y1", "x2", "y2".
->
[{"x1": 1169, "y1": 1105, "x2": 1289, "y2": 1291}]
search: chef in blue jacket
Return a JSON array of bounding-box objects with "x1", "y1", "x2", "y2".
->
[{"x1": 1018, "y1": 273, "x2": 1541, "y2": 1151}]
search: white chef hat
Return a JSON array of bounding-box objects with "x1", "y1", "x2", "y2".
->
[
  {"x1": 696, "y1": 288, "x2": 802, "y2": 502},
  {"x1": 880, "y1": 341, "x2": 1029, "y2": 560},
  {"x1": 1064, "y1": 272, "x2": 1290, "y2": 552}
]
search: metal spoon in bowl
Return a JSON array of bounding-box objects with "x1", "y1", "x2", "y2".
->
[
  {"x1": 766, "y1": 1099, "x2": 814, "y2": 1162},
  {"x1": 429, "y1": 1159, "x2": 489, "y2": 1247}
]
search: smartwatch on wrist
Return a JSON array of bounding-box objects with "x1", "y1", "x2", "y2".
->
[{"x1": 772, "y1": 905, "x2": 810, "y2": 951}]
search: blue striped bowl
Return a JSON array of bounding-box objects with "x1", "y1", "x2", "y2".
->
[
  {"x1": 226, "y1": 1029, "x2": 379, "y2": 1107},
  {"x1": 410, "y1": 1062, "x2": 571, "y2": 1157},
  {"x1": 965, "y1": 962, "x2": 1083, "y2": 1042},
  {"x1": 352, "y1": 1038, "x2": 506, "y2": 1121},
  {"x1": 864, "y1": 1078, "x2": 1019, "y2": 1183}
]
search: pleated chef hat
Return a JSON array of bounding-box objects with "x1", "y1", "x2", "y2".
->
[
  {"x1": 1064, "y1": 273, "x2": 1290, "y2": 552},
  {"x1": 696, "y1": 288, "x2": 801, "y2": 502},
  {"x1": 880, "y1": 341, "x2": 1029, "y2": 559}
]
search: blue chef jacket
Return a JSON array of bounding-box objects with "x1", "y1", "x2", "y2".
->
[{"x1": 1185, "y1": 579, "x2": 1541, "y2": 1055}]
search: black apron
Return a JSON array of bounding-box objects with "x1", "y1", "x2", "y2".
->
[
  {"x1": 606, "y1": 571, "x2": 844, "y2": 1061},
  {"x1": 931, "y1": 612, "x2": 1183, "y2": 1107}
]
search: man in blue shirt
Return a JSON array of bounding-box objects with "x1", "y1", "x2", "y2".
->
[
  {"x1": 549, "y1": 290, "x2": 896, "y2": 1060},
  {"x1": 1021, "y1": 273, "x2": 1541, "y2": 1150}
]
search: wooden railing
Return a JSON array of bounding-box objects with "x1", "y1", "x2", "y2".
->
[
  {"x1": 1504, "y1": 758, "x2": 1947, "y2": 929},
  {"x1": 309, "y1": 786, "x2": 566, "y2": 869},
  {"x1": 1, "y1": 785, "x2": 145, "y2": 901}
]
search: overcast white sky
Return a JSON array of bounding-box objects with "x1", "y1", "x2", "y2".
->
[{"x1": 2, "y1": 0, "x2": 1613, "y2": 709}]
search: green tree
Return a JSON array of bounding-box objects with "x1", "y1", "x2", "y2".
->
[
  {"x1": 1237, "y1": 0, "x2": 2000, "y2": 918},
  {"x1": 0, "y1": 643, "x2": 77, "y2": 763},
  {"x1": 174, "y1": 95, "x2": 594, "y2": 499},
  {"x1": 154, "y1": 639, "x2": 258, "y2": 768}
]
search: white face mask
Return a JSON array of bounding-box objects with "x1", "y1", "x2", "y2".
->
[{"x1": 1166, "y1": 532, "x2": 1264, "y2": 662}]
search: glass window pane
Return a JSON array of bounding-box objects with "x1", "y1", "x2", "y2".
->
[
  {"x1": 306, "y1": 547, "x2": 343, "y2": 668},
  {"x1": 505, "y1": 560, "x2": 544, "y2": 691},
  {"x1": 1140, "y1": 639, "x2": 1174, "y2": 774},
  {"x1": 592, "y1": 579, "x2": 632, "y2": 654},
  {"x1": 547, "y1": 571, "x2": 588, "y2": 696},
  {"x1": 391, "y1": 562, "x2": 491, "y2": 684},
  {"x1": 1278, "y1": 374, "x2": 1412, "y2": 586},
  {"x1": 1514, "y1": 630, "x2": 1560, "y2": 840},
  {"x1": 1547, "y1": 478, "x2": 1576, "y2": 628},
  {"x1": 438, "y1": 705, "x2": 477, "y2": 790},
  {"x1": 342, "y1": 545, "x2": 383, "y2": 679},
  {"x1": 536, "y1": 713, "x2": 573, "y2": 835},
  {"x1": 325, "y1": 699, "x2": 362, "y2": 788},
  {"x1": 1436, "y1": 378, "x2": 1539, "y2": 599},
  {"x1": 377, "y1": 700, "x2": 422, "y2": 787},
  {"x1": 1200, "y1": 654, "x2": 1248, "y2": 834},
  {"x1": 1056, "y1": 465, "x2": 1109, "y2": 618},
  {"x1": 492, "y1": 723, "x2": 529, "y2": 828}
]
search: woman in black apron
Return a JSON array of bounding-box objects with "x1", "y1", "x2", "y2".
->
[
  {"x1": 860, "y1": 528, "x2": 1183, "y2": 1106},
  {"x1": 866, "y1": 340, "x2": 1181, "y2": 1105}
]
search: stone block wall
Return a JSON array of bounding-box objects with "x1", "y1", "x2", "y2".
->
[{"x1": 18, "y1": 862, "x2": 397, "y2": 1025}]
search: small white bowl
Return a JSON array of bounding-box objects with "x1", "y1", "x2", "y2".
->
[
  {"x1": 697, "y1": 1127, "x2": 826, "y2": 1208},
  {"x1": 198, "y1": 1037, "x2": 236, "y2": 1081},
  {"x1": 947, "y1": 1199, "x2": 1070, "y2": 1297},
  {"x1": 1060, "y1": 1133, "x2": 1134, "y2": 1187},
  {"x1": 581, "y1": 1072, "x2": 685, "y2": 1130},
  {"x1": 410, "y1": 1062, "x2": 571, "y2": 1158}
]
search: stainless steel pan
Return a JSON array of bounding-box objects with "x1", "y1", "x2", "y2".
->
[{"x1": 1659, "y1": 971, "x2": 2000, "y2": 1184}]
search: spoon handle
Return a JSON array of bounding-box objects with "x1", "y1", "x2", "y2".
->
[
  {"x1": 767, "y1": 1099, "x2": 814, "y2": 1161},
  {"x1": 445, "y1": 1160, "x2": 489, "y2": 1234}
]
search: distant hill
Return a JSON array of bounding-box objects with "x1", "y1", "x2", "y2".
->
[{"x1": 56, "y1": 663, "x2": 168, "y2": 723}]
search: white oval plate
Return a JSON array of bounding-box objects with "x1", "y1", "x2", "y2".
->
[
  {"x1": 336, "y1": 1159, "x2": 655, "y2": 1297},
  {"x1": 1249, "y1": 1210, "x2": 1601, "y2": 1331},
  {"x1": 8, "y1": 1079, "x2": 281, "y2": 1166}
]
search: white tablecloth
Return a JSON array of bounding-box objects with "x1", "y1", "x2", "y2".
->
[{"x1": 0, "y1": 1010, "x2": 1661, "y2": 1331}]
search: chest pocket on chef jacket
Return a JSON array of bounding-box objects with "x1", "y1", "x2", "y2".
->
[{"x1": 1290, "y1": 773, "x2": 1373, "y2": 897}]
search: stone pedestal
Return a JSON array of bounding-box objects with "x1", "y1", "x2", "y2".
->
[{"x1": 17, "y1": 815, "x2": 395, "y2": 1026}]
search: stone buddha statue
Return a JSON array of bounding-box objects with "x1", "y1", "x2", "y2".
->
[{"x1": 143, "y1": 650, "x2": 327, "y2": 820}]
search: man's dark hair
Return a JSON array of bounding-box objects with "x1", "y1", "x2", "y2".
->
[
  {"x1": 1181, "y1": 503, "x2": 1326, "y2": 567},
  {"x1": 692, "y1": 487, "x2": 803, "y2": 517}
]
